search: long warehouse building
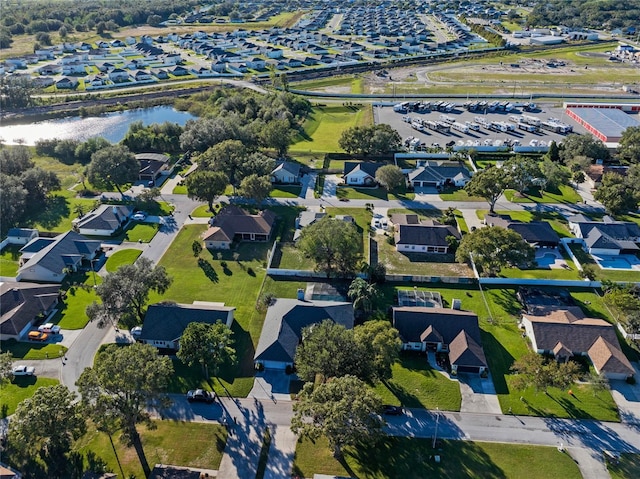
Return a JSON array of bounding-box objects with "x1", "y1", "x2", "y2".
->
[{"x1": 564, "y1": 103, "x2": 640, "y2": 144}]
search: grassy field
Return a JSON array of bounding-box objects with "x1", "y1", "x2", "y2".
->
[
  {"x1": 0, "y1": 244, "x2": 21, "y2": 277},
  {"x1": 439, "y1": 187, "x2": 487, "y2": 202},
  {"x1": 191, "y1": 204, "x2": 213, "y2": 217},
  {"x1": 274, "y1": 243, "x2": 315, "y2": 270},
  {"x1": 504, "y1": 185, "x2": 582, "y2": 205},
  {"x1": 54, "y1": 282, "x2": 101, "y2": 329},
  {"x1": 120, "y1": 222, "x2": 159, "y2": 243},
  {"x1": 105, "y1": 249, "x2": 142, "y2": 273},
  {"x1": 0, "y1": 377, "x2": 59, "y2": 418},
  {"x1": 373, "y1": 354, "x2": 462, "y2": 411},
  {"x1": 291, "y1": 105, "x2": 372, "y2": 154},
  {"x1": 291, "y1": 76, "x2": 365, "y2": 93},
  {"x1": 608, "y1": 453, "x2": 640, "y2": 479},
  {"x1": 172, "y1": 184, "x2": 188, "y2": 194},
  {"x1": 270, "y1": 185, "x2": 302, "y2": 198},
  {"x1": 337, "y1": 186, "x2": 416, "y2": 201},
  {"x1": 293, "y1": 437, "x2": 582, "y2": 479},
  {"x1": 74, "y1": 420, "x2": 227, "y2": 479},
  {"x1": 25, "y1": 191, "x2": 97, "y2": 233}
]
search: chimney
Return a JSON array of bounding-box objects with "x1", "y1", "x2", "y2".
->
[{"x1": 297, "y1": 288, "x2": 305, "y2": 301}]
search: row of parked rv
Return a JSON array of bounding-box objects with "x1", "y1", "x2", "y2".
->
[
  {"x1": 393, "y1": 100, "x2": 458, "y2": 113},
  {"x1": 403, "y1": 134, "x2": 552, "y2": 151}
]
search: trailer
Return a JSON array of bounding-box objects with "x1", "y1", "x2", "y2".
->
[
  {"x1": 394, "y1": 102, "x2": 409, "y2": 112},
  {"x1": 465, "y1": 121, "x2": 480, "y2": 131},
  {"x1": 489, "y1": 121, "x2": 508, "y2": 132},
  {"x1": 518, "y1": 122, "x2": 537, "y2": 132},
  {"x1": 451, "y1": 122, "x2": 469, "y2": 133},
  {"x1": 522, "y1": 114, "x2": 541, "y2": 126},
  {"x1": 435, "y1": 121, "x2": 451, "y2": 133},
  {"x1": 440, "y1": 114, "x2": 455, "y2": 123}
]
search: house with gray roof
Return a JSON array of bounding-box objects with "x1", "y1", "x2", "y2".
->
[
  {"x1": 73, "y1": 204, "x2": 132, "y2": 236},
  {"x1": 136, "y1": 153, "x2": 170, "y2": 184},
  {"x1": 343, "y1": 162, "x2": 383, "y2": 186},
  {"x1": 408, "y1": 161, "x2": 471, "y2": 188},
  {"x1": 393, "y1": 218, "x2": 461, "y2": 254},
  {"x1": 138, "y1": 302, "x2": 235, "y2": 350},
  {"x1": 0, "y1": 281, "x2": 60, "y2": 340},
  {"x1": 568, "y1": 215, "x2": 640, "y2": 255},
  {"x1": 484, "y1": 214, "x2": 560, "y2": 248},
  {"x1": 293, "y1": 211, "x2": 326, "y2": 242},
  {"x1": 6, "y1": 228, "x2": 38, "y2": 246},
  {"x1": 203, "y1": 206, "x2": 276, "y2": 249},
  {"x1": 254, "y1": 298, "x2": 354, "y2": 370},
  {"x1": 17, "y1": 231, "x2": 101, "y2": 283},
  {"x1": 271, "y1": 161, "x2": 301, "y2": 184},
  {"x1": 392, "y1": 306, "x2": 488, "y2": 374}
]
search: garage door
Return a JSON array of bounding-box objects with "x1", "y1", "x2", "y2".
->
[{"x1": 456, "y1": 366, "x2": 480, "y2": 373}]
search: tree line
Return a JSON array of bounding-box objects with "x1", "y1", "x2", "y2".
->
[{"x1": 527, "y1": 0, "x2": 640, "y2": 30}]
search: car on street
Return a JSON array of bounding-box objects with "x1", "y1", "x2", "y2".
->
[
  {"x1": 27, "y1": 331, "x2": 48, "y2": 342},
  {"x1": 12, "y1": 365, "x2": 35, "y2": 376},
  {"x1": 38, "y1": 323, "x2": 61, "y2": 334},
  {"x1": 187, "y1": 389, "x2": 216, "y2": 404},
  {"x1": 132, "y1": 212, "x2": 147, "y2": 221},
  {"x1": 383, "y1": 405, "x2": 404, "y2": 416}
]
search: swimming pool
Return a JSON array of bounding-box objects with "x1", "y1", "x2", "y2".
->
[{"x1": 594, "y1": 254, "x2": 640, "y2": 270}]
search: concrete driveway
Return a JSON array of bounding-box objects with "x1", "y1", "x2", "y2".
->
[
  {"x1": 458, "y1": 373, "x2": 502, "y2": 414},
  {"x1": 609, "y1": 362, "x2": 640, "y2": 425},
  {"x1": 322, "y1": 174, "x2": 340, "y2": 198},
  {"x1": 250, "y1": 370, "x2": 292, "y2": 403}
]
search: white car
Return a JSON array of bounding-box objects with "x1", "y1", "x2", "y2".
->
[
  {"x1": 38, "y1": 323, "x2": 61, "y2": 334},
  {"x1": 132, "y1": 212, "x2": 147, "y2": 221},
  {"x1": 12, "y1": 365, "x2": 35, "y2": 376}
]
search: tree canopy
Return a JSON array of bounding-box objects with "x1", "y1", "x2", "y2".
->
[
  {"x1": 185, "y1": 170, "x2": 228, "y2": 212},
  {"x1": 464, "y1": 166, "x2": 509, "y2": 213},
  {"x1": 348, "y1": 277, "x2": 379, "y2": 314},
  {"x1": 177, "y1": 321, "x2": 236, "y2": 379},
  {"x1": 510, "y1": 352, "x2": 581, "y2": 393},
  {"x1": 456, "y1": 226, "x2": 535, "y2": 276},
  {"x1": 298, "y1": 217, "x2": 361, "y2": 277},
  {"x1": 238, "y1": 174, "x2": 272, "y2": 204},
  {"x1": 503, "y1": 156, "x2": 541, "y2": 194},
  {"x1": 375, "y1": 164, "x2": 405, "y2": 190},
  {"x1": 594, "y1": 172, "x2": 639, "y2": 215},
  {"x1": 291, "y1": 375, "x2": 384, "y2": 458},
  {"x1": 559, "y1": 133, "x2": 609, "y2": 164},
  {"x1": 617, "y1": 125, "x2": 640, "y2": 164},
  {"x1": 339, "y1": 124, "x2": 401, "y2": 156},
  {"x1": 87, "y1": 144, "x2": 139, "y2": 195}
]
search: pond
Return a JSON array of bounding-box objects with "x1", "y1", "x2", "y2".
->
[{"x1": 0, "y1": 106, "x2": 196, "y2": 145}]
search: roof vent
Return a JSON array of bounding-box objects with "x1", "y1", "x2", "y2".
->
[
  {"x1": 451, "y1": 299, "x2": 462, "y2": 310},
  {"x1": 297, "y1": 288, "x2": 305, "y2": 301}
]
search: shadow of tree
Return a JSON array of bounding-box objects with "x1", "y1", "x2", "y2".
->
[
  {"x1": 25, "y1": 194, "x2": 69, "y2": 229},
  {"x1": 479, "y1": 330, "x2": 514, "y2": 395},
  {"x1": 197, "y1": 258, "x2": 219, "y2": 283}
]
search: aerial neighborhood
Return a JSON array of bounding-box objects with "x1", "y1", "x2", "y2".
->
[{"x1": 2, "y1": 1, "x2": 640, "y2": 479}]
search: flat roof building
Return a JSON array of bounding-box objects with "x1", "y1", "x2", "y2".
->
[{"x1": 565, "y1": 106, "x2": 640, "y2": 143}]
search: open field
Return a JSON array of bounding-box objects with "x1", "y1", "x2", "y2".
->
[{"x1": 293, "y1": 437, "x2": 582, "y2": 479}]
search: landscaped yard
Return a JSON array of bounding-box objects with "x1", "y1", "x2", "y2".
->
[
  {"x1": 105, "y1": 249, "x2": 142, "y2": 272},
  {"x1": 54, "y1": 282, "x2": 101, "y2": 329},
  {"x1": 191, "y1": 204, "x2": 213, "y2": 217},
  {"x1": 0, "y1": 244, "x2": 21, "y2": 277},
  {"x1": 74, "y1": 420, "x2": 227, "y2": 479},
  {"x1": 504, "y1": 185, "x2": 582, "y2": 205},
  {"x1": 439, "y1": 186, "x2": 486, "y2": 202},
  {"x1": 336, "y1": 186, "x2": 415, "y2": 201},
  {"x1": 0, "y1": 377, "x2": 59, "y2": 417},
  {"x1": 25, "y1": 191, "x2": 96, "y2": 233},
  {"x1": 568, "y1": 244, "x2": 640, "y2": 283},
  {"x1": 373, "y1": 354, "x2": 462, "y2": 411},
  {"x1": 270, "y1": 185, "x2": 302, "y2": 198},
  {"x1": 325, "y1": 207, "x2": 373, "y2": 260},
  {"x1": 293, "y1": 437, "x2": 582, "y2": 479},
  {"x1": 121, "y1": 222, "x2": 159, "y2": 243},
  {"x1": 291, "y1": 105, "x2": 372, "y2": 154},
  {"x1": 0, "y1": 340, "x2": 68, "y2": 360},
  {"x1": 476, "y1": 209, "x2": 573, "y2": 238},
  {"x1": 272, "y1": 243, "x2": 315, "y2": 270}
]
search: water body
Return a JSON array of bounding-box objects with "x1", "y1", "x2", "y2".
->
[{"x1": 0, "y1": 106, "x2": 196, "y2": 145}]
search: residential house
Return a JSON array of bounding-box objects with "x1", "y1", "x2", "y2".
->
[
  {"x1": 271, "y1": 161, "x2": 301, "y2": 184},
  {"x1": 391, "y1": 215, "x2": 460, "y2": 254},
  {"x1": 521, "y1": 307, "x2": 635, "y2": 380},
  {"x1": 131, "y1": 70, "x2": 153, "y2": 81},
  {"x1": 245, "y1": 57, "x2": 267, "y2": 70},
  {"x1": 254, "y1": 297, "x2": 354, "y2": 370},
  {"x1": 484, "y1": 214, "x2": 560, "y2": 248},
  {"x1": 55, "y1": 77, "x2": 79, "y2": 89},
  {"x1": 293, "y1": 211, "x2": 326, "y2": 241},
  {"x1": 568, "y1": 214, "x2": 640, "y2": 255},
  {"x1": 343, "y1": 162, "x2": 382, "y2": 186},
  {"x1": 203, "y1": 206, "x2": 276, "y2": 249},
  {"x1": 17, "y1": 231, "x2": 101, "y2": 283},
  {"x1": 108, "y1": 68, "x2": 130, "y2": 82},
  {"x1": 136, "y1": 153, "x2": 170, "y2": 183},
  {"x1": 37, "y1": 64, "x2": 62, "y2": 75},
  {"x1": 407, "y1": 161, "x2": 471, "y2": 188},
  {"x1": 6, "y1": 228, "x2": 39, "y2": 246},
  {"x1": 61, "y1": 63, "x2": 87, "y2": 75},
  {"x1": 138, "y1": 302, "x2": 235, "y2": 350},
  {"x1": 72, "y1": 204, "x2": 132, "y2": 236},
  {"x1": 170, "y1": 65, "x2": 189, "y2": 76},
  {"x1": 0, "y1": 281, "x2": 60, "y2": 340},
  {"x1": 392, "y1": 306, "x2": 488, "y2": 374}
]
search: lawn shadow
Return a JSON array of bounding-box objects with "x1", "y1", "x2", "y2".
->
[
  {"x1": 218, "y1": 320, "x2": 256, "y2": 385},
  {"x1": 24, "y1": 194, "x2": 69, "y2": 230},
  {"x1": 479, "y1": 330, "x2": 514, "y2": 395},
  {"x1": 197, "y1": 258, "x2": 219, "y2": 283},
  {"x1": 381, "y1": 378, "x2": 424, "y2": 409}
]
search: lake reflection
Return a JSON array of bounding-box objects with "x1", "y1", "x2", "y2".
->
[{"x1": 0, "y1": 106, "x2": 196, "y2": 145}]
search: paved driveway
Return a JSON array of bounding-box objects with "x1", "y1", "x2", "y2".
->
[
  {"x1": 458, "y1": 373, "x2": 502, "y2": 414},
  {"x1": 609, "y1": 363, "x2": 640, "y2": 425}
]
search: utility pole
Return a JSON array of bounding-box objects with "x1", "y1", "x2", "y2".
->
[{"x1": 432, "y1": 407, "x2": 440, "y2": 449}]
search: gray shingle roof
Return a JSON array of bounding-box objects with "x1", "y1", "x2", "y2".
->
[
  {"x1": 19, "y1": 231, "x2": 101, "y2": 276},
  {"x1": 395, "y1": 224, "x2": 460, "y2": 246},
  {"x1": 272, "y1": 161, "x2": 301, "y2": 177},
  {"x1": 210, "y1": 206, "x2": 276, "y2": 237},
  {"x1": 139, "y1": 303, "x2": 235, "y2": 342},
  {"x1": 343, "y1": 161, "x2": 382, "y2": 178},
  {"x1": 254, "y1": 299, "x2": 354, "y2": 364},
  {"x1": 392, "y1": 307, "x2": 483, "y2": 347},
  {"x1": 485, "y1": 215, "x2": 560, "y2": 246},
  {"x1": 448, "y1": 330, "x2": 488, "y2": 368},
  {"x1": 408, "y1": 164, "x2": 470, "y2": 183},
  {"x1": 74, "y1": 204, "x2": 132, "y2": 232},
  {"x1": 0, "y1": 282, "x2": 60, "y2": 336},
  {"x1": 7, "y1": 228, "x2": 37, "y2": 239}
]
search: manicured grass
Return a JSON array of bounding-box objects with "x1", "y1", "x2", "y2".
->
[
  {"x1": 291, "y1": 105, "x2": 372, "y2": 154},
  {"x1": 54, "y1": 280, "x2": 102, "y2": 330},
  {"x1": 74, "y1": 420, "x2": 227, "y2": 479},
  {"x1": 476, "y1": 209, "x2": 573, "y2": 238},
  {"x1": 568, "y1": 244, "x2": 640, "y2": 283},
  {"x1": 336, "y1": 186, "x2": 415, "y2": 201},
  {"x1": 454, "y1": 209, "x2": 469, "y2": 234},
  {"x1": 497, "y1": 262, "x2": 581, "y2": 280},
  {"x1": 261, "y1": 276, "x2": 308, "y2": 299},
  {"x1": 439, "y1": 187, "x2": 487, "y2": 202},
  {"x1": 0, "y1": 377, "x2": 59, "y2": 418},
  {"x1": 172, "y1": 184, "x2": 188, "y2": 194},
  {"x1": 608, "y1": 453, "x2": 640, "y2": 479},
  {"x1": 26, "y1": 193, "x2": 96, "y2": 233},
  {"x1": 0, "y1": 339, "x2": 68, "y2": 360},
  {"x1": 122, "y1": 222, "x2": 159, "y2": 243},
  {"x1": 373, "y1": 354, "x2": 462, "y2": 411},
  {"x1": 0, "y1": 244, "x2": 21, "y2": 277},
  {"x1": 270, "y1": 185, "x2": 302, "y2": 198},
  {"x1": 293, "y1": 437, "x2": 582, "y2": 479},
  {"x1": 105, "y1": 249, "x2": 142, "y2": 273},
  {"x1": 191, "y1": 204, "x2": 214, "y2": 217},
  {"x1": 274, "y1": 243, "x2": 315, "y2": 270},
  {"x1": 504, "y1": 185, "x2": 582, "y2": 205},
  {"x1": 375, "y1": 236, "x2": 474, "y2": 277}
]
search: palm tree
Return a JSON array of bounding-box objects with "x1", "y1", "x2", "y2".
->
[{"x1": 348, "y1": 277, "x2": 379, "y2": 314}]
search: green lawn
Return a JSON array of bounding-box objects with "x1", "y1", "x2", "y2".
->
[
  {"x1": 74, "y1": 420, "x2": 227, "y2": 479},
  {"x1": 568, "y1": 244, "x2": 640, "y2": 283},
  {"x1": 172, "y1": 184, "x2": 188, "y2": 194},
  {"x1": 608, "y1": 453, "x2": 640, "y2": 479},
  {"x1": 476, "y1": 209, "x2": 573, "y2": 238},
  {"x1": 0, "y1": 339, "x2": 68, "y2": 360},
  {"x1": 54, "y1": 282, "x2": 101, "y2": 329},
  {"x1": 439, "y1": 187, "x2": 487, "y2": 202},
  {"x1": 337, "y1": 186, "x2": 415, "y2": 201},
  {"x1": 373, "y1": 354, "x2": 462, "y2": 411},
  {"x1": 291, "y1": 76, "x2": 363, "y2": 92},
  {"x1": 0, "y1": 377, "x2": 59, "y2": 418},
  {"x1": 191, "y1": 204, "x2": 213, "y2": 217},
  {"x1": 105, "y1": 249, "x2": 142, "y2": 273},
  {"x1": 273, "y1": 243, "x2": 315, "y2": 270},
  {"x1": 291, "y1": 105, "x2": 372, "y2": 154},
  {"x1": 504, "y1": 185, "x2": 582, "y2": 205},
  {"x1": 121, "y1": 222, "x2": 159, "y2": 243},
  {"x1": 325, "y1": 207, "x2": 373, "y2": 260},
  {"x1": 0, "y1": 244, "x2": 21, "y2": 277},
  {"x1": 261, "y1": 277, "x2": 308, "y2": 299},
  {"x1": 26, "y1": 192, "x2": 97, "y2": 233},
  {"x1": 270, "y1": 185, "x2": 302, "y2": 198},
  {"x1": 293, "y1": 437, "x2": 582, "y2": 479}
]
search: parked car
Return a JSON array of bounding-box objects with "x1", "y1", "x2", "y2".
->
[
  {"x1": 187, "y1": 389, "x2": 216, "y2": 404},
  {"x1": 383, "y1": 405, "x2": 404, "y2": 416},
  {"x1": 38, "y1": 323, "x2": 61, "y2": 334},
  {"x1": 27, "y1": 331, "x2": 48, "y2": 342},
  {"x1": 132, "y1": 212, "x2": 147, "y2": 221},
  {"x1": 12, "y1": 365, "x2": 35, "y2": 376}
]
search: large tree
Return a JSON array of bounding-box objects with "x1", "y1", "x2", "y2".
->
[
  {"x1": 196, "y1": 139, "x2": 250, "y2": 187},
  {"x1": 456, "y1": 226, "x2": 536, "y2": 276},
  {"x1": 511, "y1": 352, "x2": 581, "y2": 393},
  {"x1": 0, "y1": 174, "x2": 27, "y2": 229},
  {"x1": 594, "y1": 172, "x2": 638, "y2": 215},
  {"x1": 559, "y1": 133, "x2": 609, "y2": 164},
  {"x1": 7, "y1": 385, "x2": 86, "y2": 478},
  {"x1": 339, "y1": 124, "x2": 401, "y2": 156},
  {"x1": 618, "y1": 125, "x2": 640, "y2": 164},
  {"x1": 238, "y1": 174, "x2": 272, "y2": 204},
  {"x1": 298, "y1": 217, "x2": 361, "y2": 277},
  {"x1": 503, "y1": 156, "x2": 541, "y2": 195},
  {"x1": 0, "y1": 146, "x2": 34, "y2": 175},
  {"x1": 77, "y1": 343, "x2": 173, "y2": 476},
  {"x1": 0, "y1": 351, "x2": 13, "y2": 384},
  {"x1": 291, "y1": 376, "x2": 384, "y2": 458},
  {"x1": 86, "y1": 257, "x2": 172, "y2": 329},
  {"x1": 375, "y1": 164, "x2": 405, "y2": 191},
  {"x1": 87, "y1": 144, "x2": 139, "y2": 195},
  {"x1": 260, "y1": 119, "x2": 292, "y2": 157},
  {"x1": 177, "y1": 321, "x2": 236, "y2": 379},
  {"x1": 464, "y1": 166, "x2": 509, "y2": 213},
  {"x1": 348, "y1": 277, "x2": 379, "y2": 314},
  {"x1": 538, "y1": 159, "x2": 571, "y2": 193},
  {"x1": 185, "y1": 170, "x2": 228, "y2": 212},
  {"x1": 20, "y1": 167, "x2": 60, "y2": 205},
  {"x1": 352, "y1": 320, "x2": 401, "y2": 382}
]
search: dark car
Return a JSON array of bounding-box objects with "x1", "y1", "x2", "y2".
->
[
  {"x1": 383, "y1": 405, "x2": 404, "y2": 416},
  {"x1": 187, "y1": 389, "x2": 216, "y2": 404}
]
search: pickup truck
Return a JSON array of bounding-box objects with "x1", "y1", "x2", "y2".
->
[{"x1": 12, "y1": 365, "x2": 35, "y2": 376}]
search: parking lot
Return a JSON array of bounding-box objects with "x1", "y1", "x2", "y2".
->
[{"x1": 375, "y1": 101, "x2": 589, "y2": 151}]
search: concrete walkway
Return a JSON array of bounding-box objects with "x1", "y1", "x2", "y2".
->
[
  {"x1": 301, "y1": 172, "x2": 317, "y2": 200},
  {"x1": 566, "y1": 447, "x2": 611, "y2": 479},
  {"x1": 263, "y1": 425, "x2": 297, "y2": 479},
  {"x1": 322, "y1": 174, "x2": 340, "y2": 198}
]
